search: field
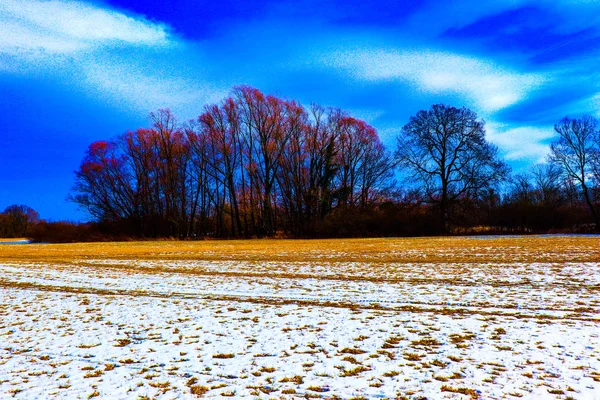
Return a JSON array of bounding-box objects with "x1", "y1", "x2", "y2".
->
[{"x1": 0, "y1": 236, "x2": 599, "y2": 399}]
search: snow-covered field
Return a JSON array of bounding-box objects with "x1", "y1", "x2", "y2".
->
[{"x1": 1, "y1": 238, "x2": 599, "y2": 399}]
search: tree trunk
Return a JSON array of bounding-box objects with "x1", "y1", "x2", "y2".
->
[
  {"x1": 582, "y1": 183, "x2": 599, "y2": 231},
  {"x1": 440, "y1": 201, "x2": 449, "y2": 235}
]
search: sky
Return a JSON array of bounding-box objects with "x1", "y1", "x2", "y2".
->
[{"x1": 1, "y1": 0, "x2": 600, "y2": 221}]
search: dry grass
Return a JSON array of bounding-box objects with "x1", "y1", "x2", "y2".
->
[
  {"x1": 279, "y1": 375, "x2": 303, "y2": 384},
  {"x1": 3, "y1": 237, "x2": 599, "y2": 326},
  {"x1": 440, "y1": 384, "x2": 480, "y2": 398},
  {"x1": 306, "y1": 385, "x2": 330, "y2": 392},
  {"x1": 449, "y1": 332, "x2": 476, "y2": 345},
  {"x1": 2, "y1": 235, "x2": 598, "y2": 399},
  {"x1": 212, "y1": 353, "x2": 235, "y2": 359},
  {"x1": 113, "y1": 338, "x2": 131, "y2": 347},
  {"x1": 339, "y1": 365, "x2": 370, "y2": 377},
  {"x1": 404, "y1": 353, "x2": 423, "y2": 361},
  {"x1": 2, "y1": 236, "x2": 599, "y2": 265},
  {"x1": 339, "y1": 347, "x2": 367, "y2": 355},
  {"x1": 83, "y1": 369, "x2": 103, "y2": 378},
  {"x1": 189, "y1": 385, "x2": 209, "y2": 395}
]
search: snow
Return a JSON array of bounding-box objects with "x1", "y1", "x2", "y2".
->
[
  {"x1": 0, "y1": 240, "x2": 30, "y2": 245},
  {"x1": 1, "y1": 256, "x2": 599, "y2": 399}
]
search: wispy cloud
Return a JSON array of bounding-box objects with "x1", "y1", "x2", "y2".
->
[
  {"x1": 486, "y1": 122, "x2": 555, "y2": 163},
  {"x1": 81, "y1": 56, "x2": 227, "y2": 116},
  {"x1": 0, "y1": 0, "x2": 222, "y2": 117},
  {"x1": 321, "y1": 48, "x2": 547, "y2": 112},
  {"x1": 0, "y1": 0, "x2": 169, "y2": 55}
]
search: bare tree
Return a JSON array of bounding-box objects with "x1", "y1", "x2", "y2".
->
[
  {"x1": 396, "y1": 104, "x2": 509, "y2": 233},
  {"x1": 71, "y1": 140, "x2": 136, "y2": 223},
  {"x1": 198, "y1": 99, "x2": 244, "y2": 236},
  {"x1": 1, "y1": 204, "x2": 39, "y2": 237},
  {"x1": 530, "y1": 163, "x2": 563, "y2": 205},
  {"x1": 549, "y1": 116, "x2": 599, "y2": 228},
  {"x1": 510, "y1": 173, "x2": 533, "y2": 204}
]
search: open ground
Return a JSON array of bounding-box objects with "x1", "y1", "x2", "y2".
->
[{"x1": 0, "y1": 236, "x2": 599, "y2": 399}]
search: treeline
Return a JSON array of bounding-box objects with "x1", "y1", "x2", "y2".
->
[
  {"x1": 6, "y1": 86, "x2": 599, "y2": 242},
  {"x1": 70, "y1": 86, "x2": 395, "y2": 238},
  {"x1": 0, "y1": 204, "x2": 105, "y2": 242},
  {"x1": 69, "y1": 87, "x2": 600, "y2": 238}
]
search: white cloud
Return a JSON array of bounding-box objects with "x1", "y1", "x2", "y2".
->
[
  {"x1": 323, "y1": 48, "x2": 546, "y2": 112},
  {"x1": 0, "y1": 0, "x2": 169, "y2": 56},
  {"x1": 486, "y1": 122, "x2": 555, "y2": 162},
  {"x1": 82, "y1": 58, "x2": 227, "y2": 117},
  {"x1": 0, "y1": 0, "x2": 224, "y2": 117}
]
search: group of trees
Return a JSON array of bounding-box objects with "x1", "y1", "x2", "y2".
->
[
  {"x1": 70, "y1": 86, "x2": 395, "y2": 238},
  {"x1": 395, "y1": 109, "x2": 600, "y2": 234},
  {"x1": 493, "y1": 116, "x2": 600, "y2": 233},
  {"x1": 16, "y1": 86, "x2": 597, "y2": 241}
]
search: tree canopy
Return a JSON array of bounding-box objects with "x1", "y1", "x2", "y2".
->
[{"x1": 396, "y1": 104, "x2": 509, "y2": 232}]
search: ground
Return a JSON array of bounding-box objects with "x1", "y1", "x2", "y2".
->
[{"x1": 0, "y1": 236, "x2": 599, "y2": 399}]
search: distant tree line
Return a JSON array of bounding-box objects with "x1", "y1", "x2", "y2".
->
[{"x1": 4, "y1": 86, "x2": 600, "y2": 242}]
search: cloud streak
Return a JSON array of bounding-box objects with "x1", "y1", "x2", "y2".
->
[
  {"x1": 486, "y1": 122, "x2": 555, "y2": 163},
  {"x1": 0, "y1": 0, "x2": 169, "y2": 55},
  {"x1": 320, "y1": 48, "x2": 547, "y2": 112}
]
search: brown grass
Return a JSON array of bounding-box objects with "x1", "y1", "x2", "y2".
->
[
  {"x1": 83, "y1": 369, "x2": 103, "y2": 378},
  {"x1": 306, "y1": 385, "x2": 330, "y2": 392},
  {"x1": 279, "y1": 375, "x2": 303, "y2": 384},
  {"x1": 213, "y1": 353, "x2": 235, "y2": 359},
  {"x1": 339, "y1": 365, "x2": 370, "y2": 377},
  {"x1": 440, "y1": 385, "x2": 480, "y2": 398},
  {"x1": 339, "y1": 347, "x2": 367, "y2": 355},
  {"x1": 404, "y1": 353, "x2": 423, "y2": 361},
  {"x1": 189, "y1": 385, "x2": 209, "y2": 395},
  {"x1": 3, "y1": 237, "x2": 599, "y2": 325},
  {"x1": 2, "y1": 237, "x2": 598, "y2": 265},
  {"x1": 410, "y1": 338, "x2": 442, "y2": 347},
  {"x1": 113, "y1": 338, "x2": 131, "y2": 347}
]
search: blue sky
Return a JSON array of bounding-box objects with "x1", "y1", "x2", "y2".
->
[{"x1": 1, "y1": 0, "x2": 600, "y2": 221}]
